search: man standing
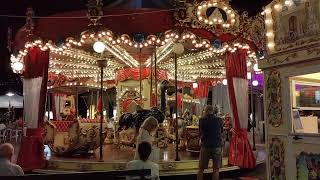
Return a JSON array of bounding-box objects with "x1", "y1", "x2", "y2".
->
[
  {"x1": 0, "y1": 143, "x2": 24, "y2": 176},
  {"x1": 197, "y1": 105, "x2": 223, "y2": 180}
]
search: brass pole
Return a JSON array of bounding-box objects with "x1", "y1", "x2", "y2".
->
[
  {"x1": 75, "y1": 86, "x2": 78, "y2": 119},
  {"x1": 139, "y1": 48, "x2": 142, "y2": 101},
  {"x1": 154, "y1": 47, "x2": 158, "y2": 106},
  {"x1": 97, "y1": 60, "x2": 107, "y2": 162},
  {"x1": 174, "y1": 53, "x2": 180, "y2": 161},
  {"x1": 250, "y1": 68, "x2": 256, "y2": 151},
  {"x1": 150, "y1": 52, "x2": 153, "y2": 106}
]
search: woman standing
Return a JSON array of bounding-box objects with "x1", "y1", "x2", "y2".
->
[{"x1": 134, "y1": 116, "x2": 159, "y2": 163}]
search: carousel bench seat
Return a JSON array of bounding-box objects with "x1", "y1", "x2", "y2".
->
[{"x1": 44, "y1": 119, "x2": 108, "y2": 155}]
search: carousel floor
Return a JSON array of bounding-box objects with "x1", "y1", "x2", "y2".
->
[{"x1": 42, "y1": 144, "x2": 266, "y2": 176}]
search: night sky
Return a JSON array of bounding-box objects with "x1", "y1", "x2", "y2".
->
[{"x1": 0, "y1": 0, "x2": 272, "y2": 95}]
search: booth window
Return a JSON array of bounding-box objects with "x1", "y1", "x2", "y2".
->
[{"x1": 291, "y1": 73, "x2": 320, "y2": 134}]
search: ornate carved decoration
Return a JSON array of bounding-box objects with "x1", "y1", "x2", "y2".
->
[
  {"x1": 267, "y1": 52, "x2": 298, "y2": 65},
  {"x1": 248, "y1": 14, "x2": 266, "y2": 52},
  {"x1": 86, "y1": 0, "x2": 103, "y2": 26},
  {"x1": 266, "y1": 70, "x2": 282, "y2": 127},
  {"x1": 173, "y1": 0, "x2": 240, "y2": 35},
  {"x1": 161, "y1": 163, "x2": 177, "y2": 171},
  {"x1": 307, "y1": 48, "x2": 320, "y2": 56},
  {"x1": 24, "y1": 7, "x2": 34, "y2": 38},
  {"x1": 269, "y1": 137, "x2": 285, "y2": 180}
]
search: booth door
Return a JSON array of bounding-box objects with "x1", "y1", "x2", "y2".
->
[{"x1": 265, "y1": 67, "x2": 320, "y2": 180}]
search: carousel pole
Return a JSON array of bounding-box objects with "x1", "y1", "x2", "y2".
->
[
  {"x1": 174, "y1": 53, "x2": 180, "y2": 161},
  {"x1": 150, "y1": 51, "x2": 153, "y2": 106},
  {"x1": 172, "y1": 43, "x2": 184, "y2": 161},
  {"x1": 154, "y1": 47, "x2": 157, "y2": 106},
  {"x1": 47, "y1": 91, "x2": 50, "y2": 121},
  {"x1": 250, "y1": 68, "x2": 256, "y2": 151},
  {"x1": 90, "y1": 90, "x2": 93, "y2": 118},
  {"x1": 139, "y1": 48, "x2": 142, "y2": 101},
  {"x1": 75, "y1": 86, "x2": 78, "y2": 119},
  {"x1": 97, "y1": 59, "x2": 107, "y2": 162}
]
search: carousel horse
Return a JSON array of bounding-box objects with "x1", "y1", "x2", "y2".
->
[{"x1": 117, "y1": 107, "x2": 165, "y2": 148}]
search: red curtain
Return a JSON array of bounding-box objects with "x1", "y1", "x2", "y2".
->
[
  {"x1": 115, "y1": 67, "x2": 167, "y2": 82},
  {"x1": 17, "y1": 47, "x2": 49, "y2": 171},
  {"x1": 225, "y1": 49, "x2": 256, "y2": 169},
  {"x1": 193, "y1": 80, "x2": 211, "y2": 98},
  {"x1": 96, "y1": 96, "x2": 102, "y2": 113}
]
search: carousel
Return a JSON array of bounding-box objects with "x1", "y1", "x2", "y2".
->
[{"x1": 10, "y1": 0, "x2": 265, "y2": 175}]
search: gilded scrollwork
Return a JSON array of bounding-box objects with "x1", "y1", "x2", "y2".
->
[
  {"x1": 266, "y1": 70, "x2": 282, "y2": 127},
  {"x1": 86, "y1": 0, "x2": 103, "y2": 26},
  {"x1": 269, "y1": 137, "x2": 285, "y2": 180},
  {"x1": 173, "y1": 1, "x2": 240, "y2": 35},
  {"x1": 161, "y1": 163, "x2": 177, "y2": 171},
  {"x1": 248, "y1": 14, "x2": 266, "y2": 52}
]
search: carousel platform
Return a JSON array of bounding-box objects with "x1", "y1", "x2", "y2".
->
[{"x1": 38, "y1": 144, "x2": 266, "y2": 176}]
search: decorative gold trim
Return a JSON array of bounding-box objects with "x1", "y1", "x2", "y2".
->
[
  {"x1": 307, "y1": 48, "x2": 320, "y2": 56},
  {"x1": 161, "y1": 163, "x2": 177, "y2": 171},
  {"x1": 267, "y1": 53, "x2": 298, "y2": 65}
]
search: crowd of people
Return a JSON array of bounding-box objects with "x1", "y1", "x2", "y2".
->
[{"x1": 0, "y1": 105, "x2": 223, "y2": 180}]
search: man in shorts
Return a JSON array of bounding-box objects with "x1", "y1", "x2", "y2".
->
[{"x1": 197, "y1": 105, "x2": 223, "y2": 180}]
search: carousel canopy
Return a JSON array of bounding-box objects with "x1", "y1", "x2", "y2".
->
[{"x1": 10, "y1": 0, "x2": 265, "y2": 88}]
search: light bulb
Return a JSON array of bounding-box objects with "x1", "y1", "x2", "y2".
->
[
  {"x1": 6, "y1": 92, "x2": 14, "y2": 97},
  {"x1": 247, "y1": 72, "x2": 252, "y2": 80},
  {"x1": 253, "y1": 64, "x2": 260, "y2": 71},
  {"x1": 12, "y1": 62, "x2": 23, "y2": 71},
  {"x1": 192, "y1": 82, "x2": 198, "y2": 89},
  {"x1": 285, "y1": 0, "x2": 292, "y2": 6},
  {"x1": 222, "y1": 79, "x2": 227, "y2": 85},
  {"x1": 252, "y1": 80, "x2": 259, "y2": 87},
  {"x1": 93, "y1": 41, "x2": 105, "y2": 53},
  {"x1": 266, "y1": 32, "x2": 274, "y2": 37},
  {"x1": 267, "y1": 42, "x2": 275, "y2": 48},
  {"x1": 173, "y1": 43, "x2": 184, "y2": 54}
]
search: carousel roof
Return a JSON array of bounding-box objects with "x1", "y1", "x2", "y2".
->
[{"x1": 10, "y1": 0, "x2": 265, "y2": 88}]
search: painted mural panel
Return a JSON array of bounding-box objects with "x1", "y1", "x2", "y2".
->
[
  {"x1": 270, "y1": 0, "x2": 320, "y2": 52},
  {"x1": 297, "y1": 152, "x2": 320, "y2": 180}
]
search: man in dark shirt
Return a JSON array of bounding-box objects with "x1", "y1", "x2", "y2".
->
[{"x1": 197, "y1": 105, "x2": 223, "y2": 180}]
